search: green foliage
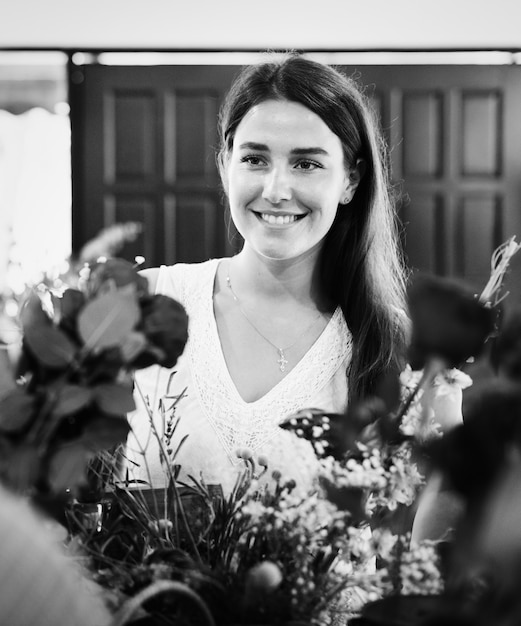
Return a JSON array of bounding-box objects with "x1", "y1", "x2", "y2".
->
[{"x1": 0, "y1": 258, "x2": 188, "y2": 507}]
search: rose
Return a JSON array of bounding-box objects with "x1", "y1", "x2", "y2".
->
[
  {"x1": 491, "y1": 305, "x2": 521, "y2": 382},
  {"x1": 86, "y1": 259, "x2": 149, "y2": 299},
  {"x1": 57, "y1": 288, "x2": 86, "y2": 343},
  {"x1": 136, "y1": 295, "x2": 189, "y2": 368},
  {"x1": 407, "y1": 273, "x2": 495, "y2": 370},
  {"x1": 60, "y1": 288, "x2": 86, "y2": 321}
]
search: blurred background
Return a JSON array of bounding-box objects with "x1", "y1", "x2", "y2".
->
[{"x1": 2, "y1": 0, "x2": 521, "y2": 309}]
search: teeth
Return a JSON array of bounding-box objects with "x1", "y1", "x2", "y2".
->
[{"x1": 260, "y1": 213, "x2": 300, "y2": 225}]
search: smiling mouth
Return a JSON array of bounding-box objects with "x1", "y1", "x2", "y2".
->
[{"x1": 258, "y1": 213, "x2": 305, "y2": 225}]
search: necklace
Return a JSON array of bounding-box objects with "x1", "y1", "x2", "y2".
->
[{"x1": 225, "y1": 267, "x2": 323, "y2": 373}]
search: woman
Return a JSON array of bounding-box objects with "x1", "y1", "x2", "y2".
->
[{"x1": 126, "y1": 53, "x2": 409, "y2": 495}]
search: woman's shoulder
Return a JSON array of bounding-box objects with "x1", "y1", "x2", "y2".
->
[
  {"x1": 139, "y1": 258, "x2": 223, "y2": 295},
  {"x1": 139, "y1": 267, "x2": 161, "y2": 293}
]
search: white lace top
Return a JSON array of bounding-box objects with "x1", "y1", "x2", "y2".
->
[{"x1": 126, "y1": 258, "x2": 352, "y2": 496}]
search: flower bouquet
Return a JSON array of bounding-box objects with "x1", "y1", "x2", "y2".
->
[
  {"x1": 2, "y1": 234, "x2": 521, "y2": 626},
  {"x1": 61, "y1": 237, "x2": 521, "y2": 626},
  {"x1": 69, "y1": 437, "x2": 442, "y2": 626},
  {"x1": 67, "y1": 255, "x2": 502, "y2": 626},
  {"x1": 0, "y1": 257, "x2": 188, "y2": 513}
]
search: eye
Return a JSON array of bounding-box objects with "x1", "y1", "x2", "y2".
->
[
  {"x1": 239, "y1": 154, "x2": 267, "y2": 167},
  {"x1": 294, "y1": 159, "x2": 322, "y2": 171}
]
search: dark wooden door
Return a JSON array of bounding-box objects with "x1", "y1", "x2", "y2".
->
[
  {"x1": 70, "y1": 64, "x2": 240, "y2": 267},
  {"x1": 339, "y1": 65, "x2": 521, "y2": 303},
  {"x1": 71, "y1": 63, "x2": 521, "y2": 305}
]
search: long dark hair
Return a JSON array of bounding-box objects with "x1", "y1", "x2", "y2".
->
[{"x1": 217, "y1": 53, "x2": 409, "y2": 402}]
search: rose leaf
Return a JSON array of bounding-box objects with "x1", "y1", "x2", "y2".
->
[
  {"x1": 20, "y1": 292, "x2": 51, "y2": 331},
  {"x1": 77, "y1": 291, "x2": 140, "y2": 352},
  {"x1": 52, "y1": 384, "x2": 93, "y2": 418},
  {"x1": 4, "y1": 444, "x2": 41, "y2": 491},
  {"x1": 0, "y1": 388, "x2": 35, "y2": 433},
  {"x1": 47, "y1": 441, "x2": 93, "y2": 494},
  {"x1": 94, "y1": 383, "x2": 136, "y2": 415},
  {"x1": 82, "y1": 415, "x2": 130, "y2": 450},
  {"x1": 25, "y1": 325, "x2": 77, "y2": 369}
]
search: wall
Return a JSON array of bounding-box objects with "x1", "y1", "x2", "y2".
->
[{"x1": 2, "y1": 0, "x2": 521, "y2": 51}]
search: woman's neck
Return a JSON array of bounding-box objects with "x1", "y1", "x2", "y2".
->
[{"x1": 228, "y1": 245, "x2": 331, "y2": 312}]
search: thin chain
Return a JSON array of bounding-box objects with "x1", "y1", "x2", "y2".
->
[{"x1": 225, "y1": 266, "x2": 323, "y2": 373}]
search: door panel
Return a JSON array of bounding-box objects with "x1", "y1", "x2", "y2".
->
[
  {"x1": 105, "y1": 194, "x2": 157, "y2": 263},
  {"x1": 109, "y1": 90, "x2": 157, "y2": 183},
  {"x1": 460, "y1": 90, "x2": 501, "y2": 177},
  {"x1": 402, "y1": 91, "x2": 443, "y2": 178},
  {"x1": 343, "y1": 65, "x2": 521, "y2": 304},
  {"x1": 70, "y1": 64, "x2": 240, "y2": 268}
]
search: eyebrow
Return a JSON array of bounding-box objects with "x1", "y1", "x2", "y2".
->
[
  {"x1": 238, "y1": 142, "x2": 329, "y2": 156},
  {"x1": 291, "y1": 147, "x2": 329, "y2": 156}
]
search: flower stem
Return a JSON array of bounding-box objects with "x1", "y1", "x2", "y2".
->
[{"x1": 134, "y1": 378, "x2": 202, "y2": 563}]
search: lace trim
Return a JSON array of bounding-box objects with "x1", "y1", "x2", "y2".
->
[{"x1": 165, "y1": 260, "x2": 351, "y2": 466}]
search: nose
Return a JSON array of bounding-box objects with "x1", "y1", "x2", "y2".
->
[{"x1": 262, "y1": 167, "x2": 292, "y2": 204}]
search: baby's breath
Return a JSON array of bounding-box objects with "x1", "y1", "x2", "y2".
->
[{"x1": 399, "y1": 541, "x2": 444, "y2": 596}]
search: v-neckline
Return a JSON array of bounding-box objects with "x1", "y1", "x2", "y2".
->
[{"x1": 208, "y1": 259, "x2": 343, "y2": 407}]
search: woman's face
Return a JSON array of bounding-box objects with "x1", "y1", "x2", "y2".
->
[{"x1": 223, "y1": 99, "x2": 359, "y2": 262}]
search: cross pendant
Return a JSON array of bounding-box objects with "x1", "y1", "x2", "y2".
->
[{"x1": 277, "y1": 348, "x2": 288, "y2": 373}]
